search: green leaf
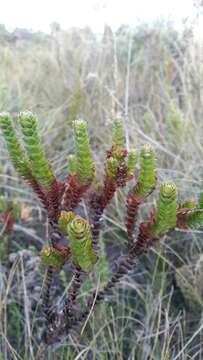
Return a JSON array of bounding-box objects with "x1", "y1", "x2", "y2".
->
[
  {"x1": 0, "y1": 112, "x2": 31, "y2": 177},
  {"x1": 126, "y1": 149, "x2": 137, "y2": 176},
  {"x1": 67, "y1": 154, "x2": 77, "y2": 174},
  {"x1": 106, "y1": 157, "x2": 118, "y2": 179},
  {"x1": 73, "y1": 119, "x2": 94, "y2": 185},
  {"x1": 151, "y1": 181, "x2": 177, "y2": 235},
  {"x1": 40, "y1": 245, "x2": 65, "y2": 267},
  {"x1": 177, "y1": 208, "x2": 203, "y2": 229},
  {"x1": 137, "y1": 144, "x2": 156, "y2": 194},
  {"x1": 67, "y1": 214, "x2": 97, "y2": 271},
  {"x1": 19, "y1": 111, "x2": 54, "y2": 188}
]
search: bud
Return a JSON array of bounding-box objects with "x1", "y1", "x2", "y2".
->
[
  {"x1": 67, "y1": 214, "x2": 97, "y2": 271},
  {"x1": 58, "y1": 210, "x2": 75, "y2": 233},
  {"x1": 40, "y1": 245, "x2": 65, "y2": 267}
]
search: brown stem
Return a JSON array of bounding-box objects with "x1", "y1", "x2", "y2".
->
[
  {"x1": 26, "y1": 176, "x2": 49, "y2": 209},
  {"x1": 63, "y1": 266, "x2": 84, "y2": 328},
  {"x1": 100, "y1": 175, "x2": 117, "y2": 210},
  {"x1": 41, "y1": 266, "x2": 84, "y2": 346},
  {"x1": 88, "y1": 192, "x2": 103, "y2": 253},
  {"x1": 176, "y1": 208, "x2": 195, "y2": 229},
  {"x1": 126, "y1": 184, "x2": 156, "y2": 245},
  {"x1": 62, "y1": 174, "x2": 90, "y2": 211},
  {"x1": 47, "y1": 179, "x2": 60, "y2": 222},
  {"x1": 42, "y1": 266, "x2": 54, "y2": 323},
  {"x1": 126, "y1": 189, "x2": 143, "y2": 241},
  {"x1": 67, "y1": 253, "x2": 135, "y2": 333},
  {"x1": 68, "y1": 223, "x2": 158, "y2": 334},
  {"x1": 49, "y1": 222, "x2": 64, "y2": 247}
]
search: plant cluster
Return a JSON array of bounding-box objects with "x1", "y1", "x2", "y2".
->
[{"x1": 0, "y1": 111, "x2": 203, "y2": 357}]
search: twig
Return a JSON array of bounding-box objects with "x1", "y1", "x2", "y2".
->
[
  {"x1": 42, "y1": 266, "x2": 54, "y2": 323},
  {"x1": 63, "y1": 266, "x2": 84, "y2": 323},
  {"x1": 68, "y1": 225, "x2": 158, "y2": 335}
]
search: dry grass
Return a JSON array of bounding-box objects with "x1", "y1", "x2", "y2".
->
[{"x1": 0, "y1": 20, "x2": 203, "y2": 359}]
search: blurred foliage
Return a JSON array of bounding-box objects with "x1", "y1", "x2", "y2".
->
[{"x1": 176, "y1": 254, "x2": 203, "y2": 312}]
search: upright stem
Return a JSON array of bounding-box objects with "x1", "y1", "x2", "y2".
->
[
  {"x1": 68, "y1": 225, "x2": 158, "y2": 334},
  {"x1": 67, "y1": 253, "x2": 135, "y2": 333},
  {"x1": 47, "y1": 179, "x2": 60, "y2": 222},
  {"x1": 42, "y1": 266, "x2": 54, "y2": 323},
  {"x1": 126, "y1": 189, "x2": 142, "y2": 243},
  {"x1": 26, "y1": 175, "x2": 49, "y2": 209},
  {"x1": 63, "y1": 266, "x2": 84, "y2": 331},
  {"x1": 88, "y1": 192, "x2": 103, "y2": 253}
]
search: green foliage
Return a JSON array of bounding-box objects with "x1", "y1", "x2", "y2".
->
[
  {"x1": 198, "y1": 194, "x2": 203, "y2": 209},
  {"x1": 198, "y1": 185, "x2": 203, "y2": 208},
  {"x1": 0, "y1": 195, "x2": 8, "y2": 213},
  {"x1": 58, "y1": 210, "x2": 75, "y2": 233},
  {"x1": 112, "y1": 117, "x2": 123, "y2": 150},
  {"x1": 178, "y1": 208, "x2": 203, "y2": 229},
  {"x1": 137, "y1": 144, "x2": 156, "y2": 194},
  {"x1": 19, "y1": 111, "x2": 54, "y2": 188},
  {"x1": 67, "y1": 214, "x2": 97, "y2": 271},
  {"x1": 0, "y1": 23, "x2": 202, "y2": 359},
  {"x1": 93, "y1": 238, "x2": 110, "y2": 284},
  {"x1": 67, "y1": 154, "x2": 77, "y2": 174},
  {"x1": 178, "y1": 199, "x2": 196, "y2": 209},
  {"x1": 0, "y1": 112, "x2": 31, "y2": 176},
  {"x1": 82, "y1": 234, "x2": 111, "y2": 293},
  {"x1": 73, "y1": 119, "x2": 94, "y2": 185},
  {"x1": 126, "y1": 149, "x2": 137, "y2": 176},
  {"x1": 106, "y1": 157, "x2": 119, "y2": 179},
  {"x1": 151, "y1": 182, "x2": 177, "y2": 235},
  {"x1": 0, "y1": 196, "x2": 19, "y2": 219},
  {"x1": 40, "y1": 244, "x2": 65, "y2": 267}
]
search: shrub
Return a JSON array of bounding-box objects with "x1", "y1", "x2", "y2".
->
[{"x1": 1, "y1": 111, "x2": 203, "y2": 358}]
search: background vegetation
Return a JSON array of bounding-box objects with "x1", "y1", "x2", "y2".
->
[{"x1": 0, "y1": 20, "x2": 203, "y2": 359}]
